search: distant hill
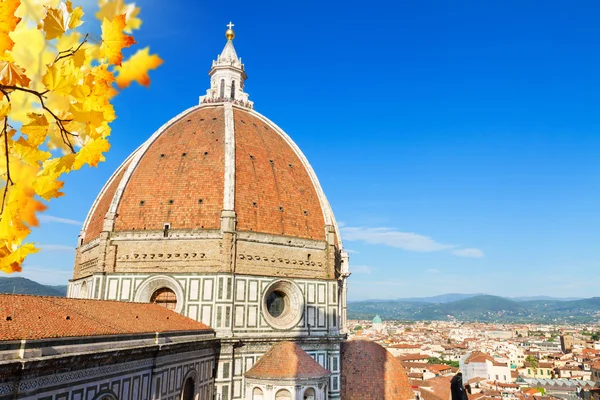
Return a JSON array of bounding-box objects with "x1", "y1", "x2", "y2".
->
[
  {"x1": 348, "y1": 294, "x2": 600, "y2": 323},
  {"x1": 395, "y1": 293, "x2": 485, "y2": 304},
  {"x1": 511, "y1": 296, "x2": 584, "y2": 302},
  {"x1": 0, "y1": 277, "x2": 66, "y2": 297}
]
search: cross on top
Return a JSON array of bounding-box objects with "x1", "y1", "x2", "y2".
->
[{"x1": 227, "y1": 22, "x2": 234, "y2": 30}]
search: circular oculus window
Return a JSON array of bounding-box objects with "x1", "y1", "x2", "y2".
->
[{"x1": 262, "y1": 280, "x2": 303, "y2": 330}]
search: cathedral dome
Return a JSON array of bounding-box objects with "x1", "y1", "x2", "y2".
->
[
  {"x1": 80, "y1": 27, "x2": 341, "y2": 251},
  {"x1": 81, "y1": 103, "x2": 338, "y2": 244}
]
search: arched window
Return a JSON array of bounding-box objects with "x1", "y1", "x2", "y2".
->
[
  {"x1": 219, "y1": 79, "x2": 225, "y2": 98},
  {"x1": 231, "y1": 80, "x2": 236, "y2": 99},
  {"x1": 151, "y1": 287, "x2": 177, "y2": 310},
  {"x1": 92, "y1": 391, "x2": 118, "y2": 400},
  {"x1": 275, "y1": 389, "x2": 292, "y2": 400},
  {"x1": 303, "y1": 388, "x2": 316, "y2": 400},
  {"x1": 252, "y1": 387, "x2": 264, "y2": 400},
  {"x1": 80, "y1": 281, "x2": 88, "y2": 299},
  {"x1": 181, "y1": 377, "x2": 195, "y2": 400}
]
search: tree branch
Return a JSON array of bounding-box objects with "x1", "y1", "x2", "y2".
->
[
  {"x1": 0, "y1": 85, "x2": 77, "y2": 153},
  {"x1": 54, "y1": 34, "x2": 89, "y2": 63},
  {"x1": 1, "y1": 117, "x2": 12, "y2": 216}
]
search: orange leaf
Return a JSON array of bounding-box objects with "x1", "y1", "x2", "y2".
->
[
  {"x1": 0, "y1": 0, "x2": 21, "y2": 56},
  {"x1": 100, "y1": 15, "x2": 135, "y2": 66},
  {"x1": 115, "y1": 47, "x2": 162, "y2": 89},
  {"x1": 0, "y1": 60, "x2": 30, "y2": 87}
]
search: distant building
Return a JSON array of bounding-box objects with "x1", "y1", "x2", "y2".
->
[
  {"x1": 519, "y1": 362, "x2": 555, "y2": 378},
  {"x1": 460, "y1": 351, "x2": 511, "y2": 383},
  {"x1": 373, "y1": 315, "x2": 383, "y2": 333},
  {"x1": 485, "y1": 330, "x2": 514, "y2": 340}
]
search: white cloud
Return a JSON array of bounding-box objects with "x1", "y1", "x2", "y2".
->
[
  {"x1": 341, "y1": 226, "x2": 484, "y2": 258},
  {"x1": 39, "y1": 244, "x2": 75, "y2": 252},
  {"x1": 451, "y1": 248, "x2": 484, "y2": 258},
  {"x1": 341, "y1": 226, "x2": 455, "y2": 252},
  {"x1": 39, "y1": 215, "x2": 82, "y2": 226},
  {"x1": 345, "y1": 249, "x2": 359, "y2": 254},
  {"x1": 351, "y1": 265, "x2": 372, "y2": 274},
  {"x1": 426, "y1": 268, "x2": 441, "y2": 274}
]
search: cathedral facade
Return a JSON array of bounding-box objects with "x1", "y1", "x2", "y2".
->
[{"x1": 68, "y1": 25, "x2": 350, "y2": 400}]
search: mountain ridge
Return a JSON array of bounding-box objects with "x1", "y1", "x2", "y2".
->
[
  {"x1": 348, "y1": 294, "x2": 600, "y2": 323},
  {"x1": 349, "y1": 293, "x2": 584, "y2": 303},
  {"x1": 0, "y1": 277, "x2": 67, "y2": 297}
]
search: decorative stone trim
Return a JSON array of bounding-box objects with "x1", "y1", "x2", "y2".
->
[
  {"x1": 239, "y1": 254, "x2": 322, "y2": 268},
  {"x1": 118, "y1": 252, "x2": 206, "y2": 261},
  {"x1": 79, "y1": 237, "x2": 100, "y2": 252},
  {"x1": 110, "y1": 230, "x2": 222, "y2": 241},
  {"x1": 80, "y1": 258, "x2": 99, "y2": 272}
]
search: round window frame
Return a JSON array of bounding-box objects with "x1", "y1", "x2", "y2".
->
[
  {"x1": 134, "y1": 275, "x2": 184, "y2": 314},
  {"x1": 261, "y1": 280, "x2": 304, "y2": 330}
]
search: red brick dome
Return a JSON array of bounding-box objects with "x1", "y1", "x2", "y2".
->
[
  {"x1": 341, "y1": 340, "x2": 413, "y2": 400},
  {"x1": 81, "y1": 104, "x2": 339, "y2": 245}
]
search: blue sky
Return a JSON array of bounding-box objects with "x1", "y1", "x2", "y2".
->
[{"x1": 18, "y1": 0, "x2": 600, "y2": 300}]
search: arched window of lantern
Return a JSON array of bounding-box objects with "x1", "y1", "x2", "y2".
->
[
  {"x1": 275, "y1": 389, "x2": 292, "y2": 400},
  {"x1": 303, "y1": 387, "x2": 316, "y2": 400},
  {"x1": 252, "y1": 387, "x2": 264, "y2": 400},
  {"x1": 80, "y1": 281, "x2": 88, "y2": 299},
  {"x1": 220, "y1": 79, "x2": 225, "y2": 98},
  {"x1": 231, "y1": 80, "x2": 236, "y2": 99}
]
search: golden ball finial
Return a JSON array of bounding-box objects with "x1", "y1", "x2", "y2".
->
[{"x1": 225, "y1": 21, "x2": 235, "y2": 40}]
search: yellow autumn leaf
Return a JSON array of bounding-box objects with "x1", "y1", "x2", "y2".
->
[
  {"x1": 42, "y1": 59, "x2": 77, "y2": 95},
  {"x1": 8, "y1": 23, "x2": 52, "y2": 86},
  {"x1": 41, "y1": 2, "x2": 83, "y2": 40},
  {"x1": 4, "y1": 183, "x2": 46, "y2": 228},
  {"x1": 0, "y1": 60, "x2": 30, "y2": 87},
  {"x1": 41, "y1": 153, "x2": 75, "y2": 178},
  {"x1": 42, "y1": 2, "x2": 70, "y2": 40},
  {"x1": 0, "y1": 242, "x2": 38, "y2": 273},
  {"x1": 96, "y1": 0, "x2": 141, "y2": 32},
  {"x1": 73, "y1": 137, "x2": 110, "y2": 169},
  {"x1": 65, "y1": 1, "x2": 84, "y2": 29},
  {"x1": 21, "y1": 113, "x2": 50, "y2": 147},
  {"x1": 11, "y1": 137, "x2": 51, "y2": 166},
  {"x1": 0, "y1": 0, "x2": 21, "y2": 57},
  {"x1": 115, "y1": 47, "x2": 162, "y2": 88},
  {"x1": 72, "y1": 46, "x2": 87, "y2": 67},
  {"x1": 100, "y1": 15, "x2": 135, "y2": 65},
  {"x1": 0, "y1": 0, "x2": 159, "y2": 272},
  {"x1": 0, "y1": 101, "x2": 10, "y2": 119},
  {"x1": 33, "y1": 174, "x2": 65, "y2": 200}
]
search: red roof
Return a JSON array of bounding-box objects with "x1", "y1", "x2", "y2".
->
[
  {"x1": 465, "y1": 351, "x2": 507, "y2": 367},
  {"x1": 341, "y1": 340, "x2": 413, "y2": 400},
  {"x1": 244, "y1": 341, "x2": 330, "y2": 380},
  {"x1": 0, "y1": 294, "x2": 211, "y2": 340},
  {"x1": 421, "y1": 376, "x2": 452, "y2": 400}
]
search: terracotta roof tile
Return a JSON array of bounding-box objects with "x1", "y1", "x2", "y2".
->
[
  {"x1": 0, "y1": 294, "x2": 211, "y2": 340},
  {"x1": 114, "y1": 107, "x2": 225, "y2": 232},
  {"x1": 244, "y1": 341, "x2": 330, "y2": 380},
  {"x1": 341, "y1": 340, "x2": 413, "y2": 400},
  {"x1": 234, "y1": 109, "x2": 325, "y2": 240}
]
